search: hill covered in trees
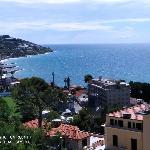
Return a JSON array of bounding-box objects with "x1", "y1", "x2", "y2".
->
[{"x1": 0, "y1": 35, "x2": 52, "y2": 60}]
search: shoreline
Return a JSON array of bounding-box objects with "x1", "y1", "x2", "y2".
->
[{"x1": 0, "y1": 51, "x2": 52, "y2": 64}]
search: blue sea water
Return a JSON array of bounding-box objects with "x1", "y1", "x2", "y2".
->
[{"x1": 6, "y1": 44, "x2": 150, "y2": 86}]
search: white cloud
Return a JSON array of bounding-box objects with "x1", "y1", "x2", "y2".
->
[
  {"x1": 94, "y1": 0, "x2": 133, "y2": 4},
  {"x1": 100, "y1": 18, "x2": 150, "y2": 23},
  {"x1": 113, "y1": 26, "x2": 135, "y2": 39},
  {"x1": 49, "y1": 22, "x2": 113, "y2": 31},
  {"x1": 0, "y1": 21, "x2": 113, "y2": 33},
  {"x1": 0, "y1": 0, "x2": 139, "y2": 5},
  {"x1": 0, "y1": 0, "x2": 80, "y2": 4},
  {"x1": 0, "y1": 0, "x2": 149, "y2": 6},
  {"x1": 0, "y1": 17, "x2": 150, "y2": 34}
]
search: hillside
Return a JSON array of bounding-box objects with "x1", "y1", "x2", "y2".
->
[{"x1": 0, "y1": 35, "x2": 52, "y2": 60}]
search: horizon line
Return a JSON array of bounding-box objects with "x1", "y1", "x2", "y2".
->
[{"x1": 42, "y1": 42, "x2": 150, "y2": 45}]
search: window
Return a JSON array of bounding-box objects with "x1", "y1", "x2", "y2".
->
[
  {"x1": 136, "y1": 123, "x2": 143, "y2": 130},
  {"x1": 113, "y1": 135, "x2": 118, "y2": 146},
  {"x1": 118, "y1": 120, "x2": 123, "y2": 127},
  {"x1": 133, "y1": 122, "x2": 135, "y2": 128},
  {"x1": 128, "y1": 122, "x2": 131, "y2": 128},
  {"x1": 131, "y1": 139, "x2": 137, "y2": 150},
  {"x1": 82, "y1": 139, "x2": 87, "y2": 147},
  {"x1": 110, "y1": 119, "x2": 114, "y2": 125},
  {"x1": 115, "y1": 120, "x2": 117, "y2": 125}
]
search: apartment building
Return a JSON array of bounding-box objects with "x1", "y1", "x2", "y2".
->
[
  {"x1": 105, "y1": 103, "x2": 150, "y2": 150},
  {"x1": 88, "y1": 77, "x2": 130, "y2": 108}
]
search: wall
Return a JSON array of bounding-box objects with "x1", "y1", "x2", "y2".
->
[
  {"x1": 105, "y1": 116, "x2": 143, "y2": 150},
  {"x1": 143, "y1": 114, "x2": 150, "y2": 150},
  {"x1": 105, "y1": 127, "x2": 143, "y2": 150}
]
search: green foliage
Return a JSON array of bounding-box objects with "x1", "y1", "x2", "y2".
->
[
  {"x1": 130, "y1": 81, "x2": 150, "y2": 102},
  {"x1": 46, "y1": 109, "x2": 60, "y2": 122},
  {"x1": 12, "y1": 77, "x2": 67, "y2": 127},
  {"x1": 72, "y1": 108, "x2": 104, "y2": 134},
  {"x1": 107, "y1": 104, "x2": 123, "y2": 113},
  {"x1": 84, "y1": 74, "x2": 93, "y2": 83},
  {"x1": 0, "y1": 97, "x2": 21, "y2": 124},
  {"x1": 12, "y1": 77, "x2": 50, "y2": 126},
  {"x1": 0, "y1": 97, "x2": 48, "y2": 150},
  {"x1": 73, "y1": 109, "x2": 91, "y2": 131},
  {"x1": 0, "y1": 123, "x2": 48, "y2": 150},
  {"x1": 47, "y1": 132, "x2": 61, "y2": 148}
]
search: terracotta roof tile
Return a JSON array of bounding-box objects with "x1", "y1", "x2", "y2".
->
[
  {"x1": 47, "y1": 124, "x2": 90, "y2": 140},
  {"x1": 108, "y1": 103, "x2": 150, "y2": 121},
  {"x1": 75, "y1": 90, "x2": 86, "y2": 97},
  {"x1": 23, "y1": 119, "x2": 46, "y2": 128}
]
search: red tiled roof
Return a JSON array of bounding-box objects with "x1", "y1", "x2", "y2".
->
[
  {"x1": 108, "y1": 103, "x2": 150, "y2": 121},
  {"x1": 23, "y1": 119, "x2": 45, "y2": 128},
  {"x1": 63, "y1": 90, "x2": 69, "y2": 94},
  {"x1": 75, "y1": 90, "x2": 86, "y2": 97},
  {"x1": 47, "y1": 124, "x2": 90, "y2": 140}
]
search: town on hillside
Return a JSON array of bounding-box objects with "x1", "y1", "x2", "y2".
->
[
  {"x1": 0, "y1": 35, "x2": 52, "y2": 60},
  {"x1": 1, "y1": 62, "x2": 150, "y2": 150}
]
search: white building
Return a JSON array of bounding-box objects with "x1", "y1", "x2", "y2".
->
[{"x1": 88, "y1": 77, "x2": 130, "y2": 108}]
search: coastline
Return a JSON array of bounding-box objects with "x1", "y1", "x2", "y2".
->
[
  {"x1": 0, "y1": 51, "x2": 52, "y2": 64},
  {"x1": 0, "y1": 51, "x2": 53, "y2": 81}
]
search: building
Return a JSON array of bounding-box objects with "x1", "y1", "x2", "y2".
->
[
  {"x1": 24, "y1": 120, "x2": 90, "y2": 150},
  {"x1": 24, "y1": 119, "x2": 105, "y2": 150},
  {"x1": 76, "y1": 90, "x2": 88, "y2": 106},
  {"x1": 47, "y1": 123, "x2": 90, "y2": 150},
  {"x1": 23, "y1": 119, "x2": 47, "y2": 128},
  {"x1": 88, "y1": 77, "x2": 130, "y2": 108},
  {"x1": 105, "y1": 103, "x2": 150, "y2": 150}
]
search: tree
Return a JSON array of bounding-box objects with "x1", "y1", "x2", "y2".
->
[
  {"x1": 66, "y1": 77, "x2": 70, "y2": 90},
  {"x1": 0, "y1": 97, "x2": 21, "y2": 124},
  {"x1": 12, "y1": 77, "x2": 66, "y2": 128},
  {"x1": 129, "y1": 81, "x2": 150, "y2": 103},
  {"x1": 72, "y1": 108, "x2": 105, "y2": 134},
  {"x1": 84, "y1": 74, "x2": 93, "y2": 83},
  {"x1": 0, "y1": 97, "x2": 50, "y2": 150},
  {"x1": 72, "y1": 108, "x2": 92, "y2": 131},
  {"x1": 46, "y1": 109, "x2": 60, "y2": 122},
  {"x1": 0, "y1": 68, "x2": 3, "y2": 79}
]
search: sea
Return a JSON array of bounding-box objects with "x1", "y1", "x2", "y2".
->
[{"x1": 4, "y1": 44, "x2": 150, "y2": 87}]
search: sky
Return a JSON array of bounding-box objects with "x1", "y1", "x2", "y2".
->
[{"x1": 0, "y1": 0, "x2": 150, "y2": 44}]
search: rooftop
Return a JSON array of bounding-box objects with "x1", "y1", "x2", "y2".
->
[
  {"x1": 75, "y1": 89, "x2": 86, "y2": 97},
  {"x1": 23, "y1": 119, "x2": 46, "y2": 128},
  {"x1": 47, "y1": 123, "x2": 90, "y2": 140},
  {"x1": 92, "y1": 77, "x2": 129, "y2": 87},
  {"x1": 108, "y1": 103, "x2": 150, "y2": 121}
]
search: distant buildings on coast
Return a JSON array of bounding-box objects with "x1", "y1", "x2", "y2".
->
[{"x1": 0, "y1": 61, "x2": 20, "y2": 96}]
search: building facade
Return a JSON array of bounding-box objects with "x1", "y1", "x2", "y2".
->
[
  {"x1": 105, "y1": 103, "x2": 150, "y2": 150},
  {"x1": 88, "y1": 77, "x2": 130, "y2": 108}
]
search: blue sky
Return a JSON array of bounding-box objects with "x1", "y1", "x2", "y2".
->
[{"x1": 0, "y1": 0, "x2": 150, "y2": 44}]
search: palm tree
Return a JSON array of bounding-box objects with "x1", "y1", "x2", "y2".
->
[
  {"x1": 67, "y1": 77, "x2": 70, "y2": 90},
  {"x1": 64, "y1": 78, "x2": 67, "y2": 89},
  {"x1": 84, "y1": 74, "x2": 93, "y2": 83}
]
